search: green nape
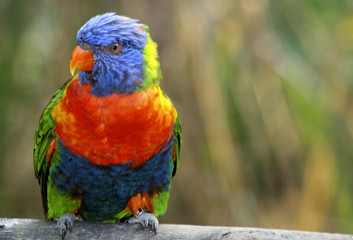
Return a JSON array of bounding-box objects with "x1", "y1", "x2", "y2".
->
[
  {"x1": 46, "y1": 182, "x2": 82, "y2": 220},
  {"x1": 141, "y1": 33, "x2": 163, "y2": 90}
]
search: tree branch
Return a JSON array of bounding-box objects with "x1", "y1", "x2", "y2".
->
[{"x1": 0, "y1": 218, "x2": 351, "y2": 240}]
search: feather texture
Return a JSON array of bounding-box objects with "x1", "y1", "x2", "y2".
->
[
  {"x1": 33, "y1": 13, "x2": 181, "y2": 227},
  {"x1": 52, "y1": 78, "x2": 176, "y2": 166}
]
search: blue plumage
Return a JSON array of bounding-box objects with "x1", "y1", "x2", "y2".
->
[
  {"x1": 77, "y1": 13, "x2": 148, "y2": 96},
  {"x1": 77, "y1": 13, "x2": 147, "y2": 48},
  {"x1": 50, "y1": 138, "x2": 174, "y2": 221}
]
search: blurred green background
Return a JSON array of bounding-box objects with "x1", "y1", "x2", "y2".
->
[{"x1": 1, "y1": 0, "x2": 353, "y2": 234}]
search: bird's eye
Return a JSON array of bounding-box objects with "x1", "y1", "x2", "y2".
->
[
  {"x1": 110, "y1": 43, "x2": 121, "y2": 54},
  {"x1": 78, "y1": 42, "x2": 91, "y2": 50}
]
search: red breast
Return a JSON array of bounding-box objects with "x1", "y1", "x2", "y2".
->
[{"x1": 52, "y1": 78, "x2": 177, "y2": 166}]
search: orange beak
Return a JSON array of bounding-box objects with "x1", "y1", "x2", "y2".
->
[{"x1": 70, "y1": 45, "x2": 94, "y2": 76}]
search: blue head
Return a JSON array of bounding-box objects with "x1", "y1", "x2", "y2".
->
[{"x1": 70, "y1": 13, "x2": 160, "y2": 96}]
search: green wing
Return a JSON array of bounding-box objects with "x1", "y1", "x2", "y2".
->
[
  {"x1": 33, "y1": 79, "x2": 71, "y2": 214},
  {"x1": 172, "y1": 116, "x2": 182, "y2": 177},
  {"x1": 151, "y1": 115, "x2": 181, "y2": 217},
  {"x1": 162, "y1": 91, "x2": 182, "y2": 177}
]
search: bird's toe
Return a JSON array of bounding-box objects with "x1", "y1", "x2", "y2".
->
[
  {"x1": 127, "y1": 211, "x2": 159, "y2": 234},
  {"x1": 57, "y1": 213, "x2": 76, "y2": 239}
]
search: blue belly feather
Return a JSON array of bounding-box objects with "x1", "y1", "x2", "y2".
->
[{"x1": 50, "y1": 138, "x2": 174, "y2": 221}]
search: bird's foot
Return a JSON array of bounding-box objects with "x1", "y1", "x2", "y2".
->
[
  {"x1": 127, "y1": 210, "x2": 159, "y2": 234},
  {"x1": 57, "y1": 213, "x2": 76, "y2": 240}
]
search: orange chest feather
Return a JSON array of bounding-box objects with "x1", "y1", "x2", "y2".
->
[{"x1": 52, "y1": 79, "x2": 177, "y2": 166}]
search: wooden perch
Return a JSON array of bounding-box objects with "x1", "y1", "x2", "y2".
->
[{"x1": 0, "y1": 218, "x2": 352, "y2": 240}]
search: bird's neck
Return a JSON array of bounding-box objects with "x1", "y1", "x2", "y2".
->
[{"x1": 79, "y1": 67, "x2": 145, "y2": 96}]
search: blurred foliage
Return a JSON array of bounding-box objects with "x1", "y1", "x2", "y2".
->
[{"x1": 1, "y1": 0, "x2": 353, "y2": 234}]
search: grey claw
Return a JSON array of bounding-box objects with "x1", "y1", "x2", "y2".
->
[
  {"x1": 67, "y1": 220, "x2": 73, "y2": 231},
  {"x1": 127, "y1": 212, "x2": 159, "y2": 233},
  {"x1": 57, "y1": 214, "x2": 75, "y2": 239},
  {"x1": 60, "y1": 227, "x2": 66, "y2": 240},
  {"x1": 151, "y1": 220, "x2": 158, "y2": 235}
]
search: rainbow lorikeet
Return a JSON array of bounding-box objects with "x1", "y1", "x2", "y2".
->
[{"x1": 33, "y1": 13, "x2": 181, "y2": 238}]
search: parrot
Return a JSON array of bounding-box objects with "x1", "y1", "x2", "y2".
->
[{"x1": 33, "y1": 12, "x2": 181, "y2": 239}]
